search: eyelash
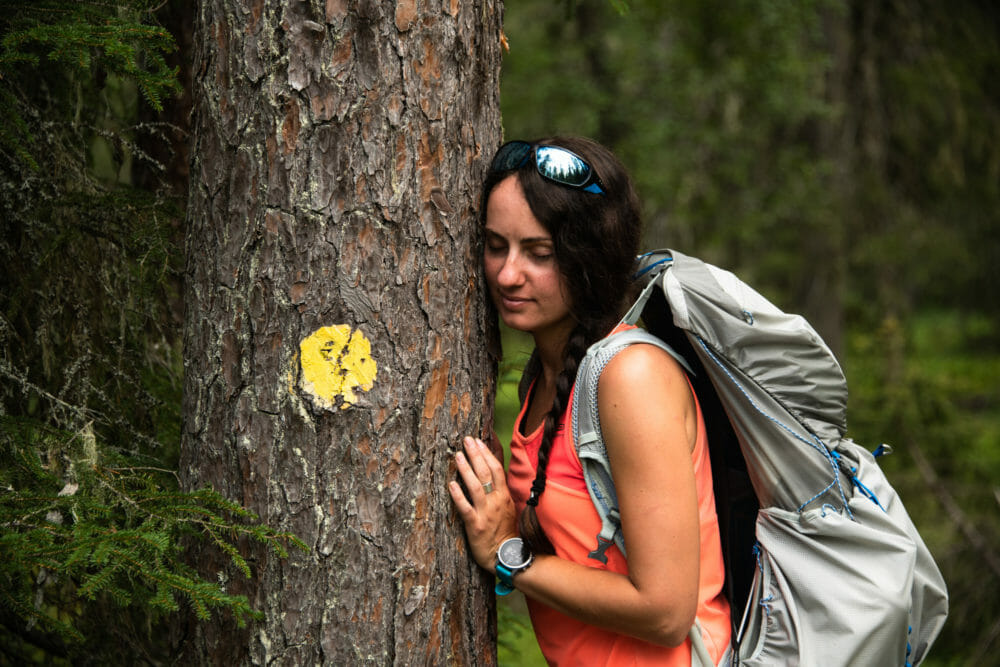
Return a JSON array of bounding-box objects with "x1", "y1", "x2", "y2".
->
[{"x1": 485, "y1": 244, "x2": 553, "y2": 262}]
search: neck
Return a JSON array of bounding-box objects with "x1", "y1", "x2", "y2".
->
[{"x1": 531, "y1": 322, "x2": 575, "y2": 387}]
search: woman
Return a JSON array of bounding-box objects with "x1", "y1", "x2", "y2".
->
[{"x1": 448, "y1": 137, "x2": 731, "y2": 665}]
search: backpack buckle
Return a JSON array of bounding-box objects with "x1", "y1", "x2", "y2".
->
[{"x1": 588, "y1": 536, "x2": 615, "y2": 564}]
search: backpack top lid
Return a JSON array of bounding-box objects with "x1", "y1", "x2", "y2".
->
[{"x1": 629, "y1": 249, "x2": 851, "y2": 512}]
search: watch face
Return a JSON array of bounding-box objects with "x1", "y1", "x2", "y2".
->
[{"x1": 498, "y1": 538, "x2": 528, "y2": 568}]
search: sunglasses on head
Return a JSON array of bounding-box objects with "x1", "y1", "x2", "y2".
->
[{"x1": 490, "y1": 140, "x2": 605, "y2": 195}]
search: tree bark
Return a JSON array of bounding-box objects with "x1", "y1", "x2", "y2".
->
[{"x1": 181, "y1": 0, "x2": 504, "y2": 663}]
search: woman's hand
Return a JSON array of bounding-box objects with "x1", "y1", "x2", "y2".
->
[{"x1": 448, "y1": 436, "x2": 518, "y2": 572}]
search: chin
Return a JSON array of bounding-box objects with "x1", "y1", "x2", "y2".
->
[{"x1": 499, "y1": 314, "x2": 534, "y2": 333}]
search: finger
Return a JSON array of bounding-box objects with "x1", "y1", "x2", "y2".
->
[
  {"x1": 469, "y1": 435, "x2": 500, "y2": 462},
  {"x1": 448, "y1": 481, "x2": 475, "y2": 518},
  {"x1": 454, "y1": 451, "x2": 480, "y2": 492},
  {"x1": 477, "y1": 438, "x2": 507, "y2": 489},
  {"x1": 455, "y1": 451, "x2": 493, "y2": 505},
  {"x1": 463, "y1": 437, "x2": 495, "y2": 486}
]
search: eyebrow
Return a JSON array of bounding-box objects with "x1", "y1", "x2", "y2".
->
[{"x1": 483, "y1": 228, "x2": 553, "y2": 245}]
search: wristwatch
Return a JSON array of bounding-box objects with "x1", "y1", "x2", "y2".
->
[{"x1": 495, "y1": 537, "x2": 533, "y2": 596}]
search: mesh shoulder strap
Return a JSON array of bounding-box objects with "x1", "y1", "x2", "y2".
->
[{"x1": 570, "y1": 327, "x2": 691, "y2": 563}]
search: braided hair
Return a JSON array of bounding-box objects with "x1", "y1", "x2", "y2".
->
[{"x1": 483, "y1": 136, "x2": 643, "y2": 555}]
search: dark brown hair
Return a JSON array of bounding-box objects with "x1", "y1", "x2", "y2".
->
[{"x1": 482, "y1": 136, "x2": 642, "y2": 554}]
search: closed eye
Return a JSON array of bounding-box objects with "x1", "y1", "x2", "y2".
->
[
  {"x1": 485, "y1": 241, "x2": 507, "y2": 256},
  {"x1": 484, "y1": 229, "x2": 506, "y2": 250}
]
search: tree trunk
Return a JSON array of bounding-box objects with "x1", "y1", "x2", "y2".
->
[
  {"x1": 799, "y1": 4, "x2": 853, "y2": 361},
  {"x1": 180, "y1": 0, "x2": 504, "y2": 663}
]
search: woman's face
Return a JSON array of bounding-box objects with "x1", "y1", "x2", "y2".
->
[{"x1": 483, "y1": 176, "x2": 574, "y2": 341}]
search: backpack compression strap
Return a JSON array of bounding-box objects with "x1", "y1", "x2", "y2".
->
[{"x1": 571, "y1": 326, "x2": 692, "y2": 563}]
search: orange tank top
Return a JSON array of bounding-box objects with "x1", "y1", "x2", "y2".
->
[{"x1": 507, "y1": 362, "x2": 731, "y2": 666}]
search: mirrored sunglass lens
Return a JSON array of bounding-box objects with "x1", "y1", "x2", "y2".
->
[
  {"x1": 492, "y1": 141, "x2": 532, "y2": 171},
  {"x1": 535, "y1": 146, "x2": 590, "y2": 186}
]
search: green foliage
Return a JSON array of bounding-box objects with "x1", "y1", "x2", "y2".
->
[
  {"x1": 492, "y1": 326, "x2": 534, "y2": 459},
  {"x1": 846, "y1": 311, "x2": 1000, "y2": 663},
  {"x1": 0, "y1": 191, "x2": 306, "y2": 659},
  {"x1": 0, "y1": 0, "x2": 180, "y2": 170},
  {"x1": 500, "y1": 0, "x2": 1000, "y2": 330},
  {"x1": 0, "y1": 417, "x2": 305, "y2": 661},
  {"x1": 501, "y1": 0, "x2": 838, "y2": 296},
  {"x1": 840, "y1": 1, "x2": 1000, "y2": 324},
  {"x1": 0, "y1": 0, "x2": 306, "y2": 662},
  {"x1": 497, "y1": 598, "x2": 547, "y2": 667},
  {"x1": 497, "y1": 0, "x2": 1000, "y2": 662}
]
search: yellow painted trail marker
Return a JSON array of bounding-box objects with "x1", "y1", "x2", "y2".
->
[{"x1": 299, "y1": 325, "x2": 377, "y2": 409}]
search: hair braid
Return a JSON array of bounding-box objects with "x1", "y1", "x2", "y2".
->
[
  {"x1": 483, "y1": 135, "x2": 642, "y2": 556},
  {"x1": 519, "y1": 326, "x2": 591, "y2": 555}
]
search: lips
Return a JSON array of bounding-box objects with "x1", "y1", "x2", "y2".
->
[{"x1": 498, "y1": 293, "x2": 531, "y2": 310}]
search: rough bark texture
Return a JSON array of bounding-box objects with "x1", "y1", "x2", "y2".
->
[{"x1": 181, "y1": 0, "x2": 504, "y2": 663}]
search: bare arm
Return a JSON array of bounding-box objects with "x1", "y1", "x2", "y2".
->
[{"x1": 449, "y1": 344, "x2": 701, "y2": 647}]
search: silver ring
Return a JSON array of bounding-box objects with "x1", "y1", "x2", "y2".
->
[{"x1": 482, "y1": 481, "x2": 495, "y2": 495}]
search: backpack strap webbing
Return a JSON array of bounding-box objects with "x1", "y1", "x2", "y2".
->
[{"x1": 571, "y1": 327, "x2": 692, "y2": 563}]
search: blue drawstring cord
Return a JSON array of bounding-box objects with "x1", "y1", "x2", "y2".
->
[
  {"x1": 872, "y1": 443, "x2": 893, "y2": 458},
  {"x1": 631, "y1": 254, "x2": 672, "y2": 280},
  {"x1": 831, "y1": 450, "x2": 885, "y2": 511}
]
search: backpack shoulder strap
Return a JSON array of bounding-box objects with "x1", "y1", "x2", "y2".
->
[{"x1": 570, "y1": 325, "x2": 691, "y2": 564}]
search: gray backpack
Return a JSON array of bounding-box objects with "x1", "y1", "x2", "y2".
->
[{"x1": 571, "y1": 249, "x2": 948, "y2": 666}]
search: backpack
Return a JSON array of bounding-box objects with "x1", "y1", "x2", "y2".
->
[{"x1": 570, "y1": 249, "x2": 949, "y2": 666}]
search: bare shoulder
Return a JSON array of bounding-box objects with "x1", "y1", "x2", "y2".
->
[
  {"x1": 597, "y1": 341, "x2": 691, "y2": 400},
  {"x1": 597, "y1": 341, "x2": 697, "y2": 451}
]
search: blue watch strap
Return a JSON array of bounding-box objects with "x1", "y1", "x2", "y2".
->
[{"x1": 495, "y1": 563, "x2": 515, "y2": 596}]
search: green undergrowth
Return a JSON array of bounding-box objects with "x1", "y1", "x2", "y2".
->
[
  {"x1": 846, "y1": 309, "x2": 1000, "y2": 662},
  {"x1": 0, "y1": 417, "x2": 308, "y2": 663},
  {"x1": 494, "y1": 325, "x2": 545, "y2": 666}
]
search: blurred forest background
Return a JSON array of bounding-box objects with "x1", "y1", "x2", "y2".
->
[
  {"x1": 496, "y1": 1, "x2": 1000, "y2": 665},
  {"x1": 1, "y1": 0, "x2": 998, "y2": 664}
]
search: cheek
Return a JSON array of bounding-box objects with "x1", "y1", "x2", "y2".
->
[
  {"x1": 538, "y1": 268, "x2": 565, "y2": 297},
  {"x1": 482, "y1": 254, "x2": 502, "y2": 289},
  {"x1": 549, "y1": 273, "x2": 573, "y2": 312}
]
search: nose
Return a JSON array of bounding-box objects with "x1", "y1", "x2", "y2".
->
[{"x1": 495, "y1": 251, "x2": 524, "y2": 289}]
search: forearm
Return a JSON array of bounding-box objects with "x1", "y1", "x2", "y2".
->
[
  {"x1": 449, "y1": 435, "x2": 698, "y2": 647},
  {"x1": 511, "y1": 553, "x2": 696, "y2": 647}
]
